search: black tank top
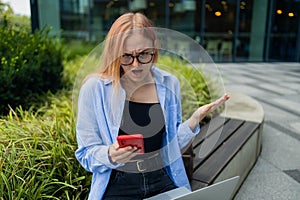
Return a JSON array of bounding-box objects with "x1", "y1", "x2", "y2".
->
[{"x1": 119, "y1": 100, "x2": 165, "y2": 153}]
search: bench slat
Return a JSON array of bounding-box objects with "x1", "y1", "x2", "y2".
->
[
  {"x1": 192, "y1": 121, "x2": 260, "y2": 184},
  {"x1": 190, "y1": 180, "x2": 208, "y2": 191},
  {"x1": 193, "y1": 119, "x2": 244, "y2": 170},
  {"x1": 192, "y1": 116, "x2": 230, "y2": 148}
]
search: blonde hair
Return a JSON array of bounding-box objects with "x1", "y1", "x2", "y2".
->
[{"x1": 98, "y1": 12, "x2": 158, "y2": 88}]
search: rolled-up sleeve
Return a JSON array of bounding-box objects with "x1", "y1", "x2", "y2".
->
[{"x1": 177, "y1": 120, "x2": 200, "y2": 149}]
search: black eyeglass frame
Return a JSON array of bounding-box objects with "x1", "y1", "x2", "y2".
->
[{"x1": 121, "y1": 50, "x2": 155, "y2": 66}]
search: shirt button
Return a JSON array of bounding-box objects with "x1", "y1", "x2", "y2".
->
[{"x1": 173, "y1": 173, "x2": 177, "y2": 177}]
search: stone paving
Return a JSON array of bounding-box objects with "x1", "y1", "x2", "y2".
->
[{"x1": 216, "y1": 62, "x2": 300, "y2": 200}]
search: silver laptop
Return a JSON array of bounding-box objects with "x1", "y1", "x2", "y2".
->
[{"x1": 144, "y1": 176, "x2": 240, "y2": 200}]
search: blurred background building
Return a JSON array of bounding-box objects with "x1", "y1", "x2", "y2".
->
[{"x1": 30, "y1": 0, "x2": 300, "y2": 62}]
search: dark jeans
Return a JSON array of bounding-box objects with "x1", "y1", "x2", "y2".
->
[{"x1": 103, "y1": 168, "x2": 177, "y2": 199}]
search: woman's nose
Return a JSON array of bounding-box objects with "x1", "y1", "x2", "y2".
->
[{"x1": 131, "y1": 56, "x2": 139, "y2": 67}]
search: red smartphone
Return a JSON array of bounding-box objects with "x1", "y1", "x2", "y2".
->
[{"x1": 117, "y1": 134, "x2": 145, "y2": 154}]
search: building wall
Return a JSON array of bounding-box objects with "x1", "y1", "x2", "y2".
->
[
  {"x1": 32, "y1": 0, "x2": 61, "y2": 36},
  {"x1": 31, "y1": 0, "x2": 300, "y2": 62}
]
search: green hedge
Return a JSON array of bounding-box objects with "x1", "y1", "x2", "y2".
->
[
  {"x1": 157, "y1": 55, "x2": 222, "y2": 122},
  {"x1": 0, "y1": 25, "x2": 64, "y2": 114},
  {"x1": 0, "y1": 91, "x2": 91, "y2": 200}
]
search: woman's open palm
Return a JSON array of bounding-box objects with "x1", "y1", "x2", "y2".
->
[{"x1": 189, "y1": 94, "x2": 230, "y2": 129}]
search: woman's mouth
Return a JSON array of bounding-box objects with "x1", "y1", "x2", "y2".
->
[{"x1": 132, "y1": 69, "x2": 143, "y2": 76}]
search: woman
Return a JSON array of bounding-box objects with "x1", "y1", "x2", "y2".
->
[{"x1": 75, "y1": 12, "x2": 229, "y2": 200}]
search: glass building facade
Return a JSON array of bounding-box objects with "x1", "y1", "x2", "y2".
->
[{"x1": 31, "y1": 0, "x2": 300, "y2": 62}]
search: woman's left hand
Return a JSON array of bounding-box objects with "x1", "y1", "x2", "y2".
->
[{"x1": 188, "y1": 93, "x2": 230, "y2": 130}]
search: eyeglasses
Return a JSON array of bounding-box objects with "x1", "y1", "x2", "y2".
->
[{"x1": 121, "y1": 50, "x2": 155, "y2": 66}]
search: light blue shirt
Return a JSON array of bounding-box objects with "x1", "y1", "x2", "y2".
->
[{"x1": 75, "y1": 67, "x2": 200, "y2": 200}]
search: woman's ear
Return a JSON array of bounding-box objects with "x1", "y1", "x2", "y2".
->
[{"x1": 152, "y1": 39, "x2": 159, "y2": 61}]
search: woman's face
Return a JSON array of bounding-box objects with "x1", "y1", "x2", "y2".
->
[{"x1": 121, "y1": 34, "x2": 155, "y2": 83}]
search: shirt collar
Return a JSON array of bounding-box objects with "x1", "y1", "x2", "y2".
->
[{"x1": 103, "y1": 78, "x2": 113, "y2": 85}]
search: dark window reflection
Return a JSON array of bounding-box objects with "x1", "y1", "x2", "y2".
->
[
  {"x1": 269, "y1": 0, "x2": 300, "y2": 61},
  {"x1": 56, "y1": 0, "x2": 300, "y2": 62}
]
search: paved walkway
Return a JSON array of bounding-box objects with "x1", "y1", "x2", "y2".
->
[{"x1": 217, "y1": 62, "x2": 300, "y2": 200}]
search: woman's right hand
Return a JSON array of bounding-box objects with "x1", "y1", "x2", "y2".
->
[{"x1": 108, "y1": 141, "x2": 141, "y2": 164}]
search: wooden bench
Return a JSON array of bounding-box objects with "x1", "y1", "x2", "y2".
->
[{"x1": 182, "y1": 115, "x2": 262, "y2": 196}]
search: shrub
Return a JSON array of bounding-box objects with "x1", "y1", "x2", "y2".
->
[
  {"x1": 0, "y1": 25, "x2": 64, "y2": 115},
  {"x1": 62, "y1": 39, "x2": 97, "y2": 62},
  {"x1": 157, "y1": 55, "x2": 222, "y2": 122},
  {"x1": 0, "y1": 91, "x2": 91, "y2": 200},
  {"x1": 62, "y1": 55, "x2": 87, "y2": 89}
]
